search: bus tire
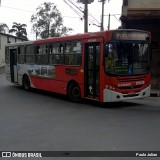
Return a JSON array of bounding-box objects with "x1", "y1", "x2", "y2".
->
[
  {"x1": 23, "y1": 75, "x2": 30, "y2": 91},
  {"x1": 68, "y1": 83, "x2": 81, "y2": 102}
]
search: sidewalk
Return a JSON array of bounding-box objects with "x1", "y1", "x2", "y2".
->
[{"x1": 150, "y1": 89, "x2": 160, "y2": 97}]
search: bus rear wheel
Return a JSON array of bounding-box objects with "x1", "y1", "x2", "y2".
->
[
  {"x1": 23, "y1": 75, "x2": 30, "y2": 91},
  {"x1": 68, "y1": 83, "x2": 81, "y2": 102}
]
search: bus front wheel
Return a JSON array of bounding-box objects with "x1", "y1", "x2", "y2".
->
[
  {"x1": 23, "y1": 75, "x2": 30, "y2": 91},
  {"x1": 68, "y1": 83, "x2": 81, "y2": 102}
]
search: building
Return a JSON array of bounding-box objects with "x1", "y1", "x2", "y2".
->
[
  {"x1": 0, "y1": 33, "x2": 25, "y2": 67},
  {"x1": 121, "y1": 0, "x2": 160, "y2": 89}
]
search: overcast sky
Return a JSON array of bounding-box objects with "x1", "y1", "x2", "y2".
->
[{"x1": 0, "y1": 0, "x2": 122, "y2": 40}]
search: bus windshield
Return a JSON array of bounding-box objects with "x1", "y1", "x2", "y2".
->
[{"x1": 104, "y1": 42, "x2": 150, "y2": 76}]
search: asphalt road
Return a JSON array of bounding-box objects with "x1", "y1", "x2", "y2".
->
[{"x1": 0, "y1": 73, "x2": 160, "y2": 160}]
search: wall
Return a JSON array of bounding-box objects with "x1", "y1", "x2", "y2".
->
[
  {"x1": 0, "y1": 34, "x2": 24, "y2": 67},
  {"x1": 122, "y1": 0, "x2": 160, "y2": 16},
  {"x1": 128, "y1": 0, "x2": 160, "y2": 9},
  {"x1": 0, "y1": 35, "x2": 8, "y2": 67}
]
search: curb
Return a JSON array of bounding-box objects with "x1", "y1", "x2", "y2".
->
[{"x1": 150, "y1": 93, "x2": 160, "y2": 97}]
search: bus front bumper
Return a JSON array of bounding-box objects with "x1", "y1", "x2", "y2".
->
[{"x1": 103, "y1": 85, "x2": 151, "y2": 102}]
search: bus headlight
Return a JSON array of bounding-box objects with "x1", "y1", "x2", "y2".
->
[{"x1": 106, "y1": 85, "x2": 115, "y2": 90}]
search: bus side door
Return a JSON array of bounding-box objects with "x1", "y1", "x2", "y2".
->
[
  {"x1": 9, "y1": 47, "x2": 18, "y2": 83},
  {"x1": 84, "y1": 40, "x2": 102, "y2": 99}
]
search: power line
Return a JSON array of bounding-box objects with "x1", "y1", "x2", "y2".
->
[
  {"x1": 88, "y1": 11, "x2": 100, "y2": 25},
  {"x1": 1, "y1": 2, "x2": 101, "y2": 26},
  {"x1": 63, "y1": 0, "x2": 83, "y2": 19},
  {"x1": 1, "y1": 5, "x2": 34, "y2": 12},
  {"x1": 65, "y1": 0, "x2": 101, "y2": 27},
  {"x1": 1, "y1": 4, "x2": 82, "y2": 19},
  {"x1": 112, "y1": 14, "x2": 121, "y2": 22},
  {"x1": 1, "y1": 2, "x2": 121, "y2": 30},
  {"x1": 63, "y1": 16, "x2": 80, "y2": 18},
  {"x1": 68, "y1": 0, "x2": 83, "y2": 13},
  {"x1": 69, "y1": 0, "x2": 100, "y2": 25},
  {"x1": 104, "y1": 14, "x2": 121, "y2": 23}
]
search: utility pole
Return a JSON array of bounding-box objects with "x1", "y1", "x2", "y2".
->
[
  {"x1": 99, "y1": 0, "x2": 106, "y2": 31},
  {"x1": 108, "y1": 13, "x2": 110, "y2": 30},
  {"x1": 84, "y1": 2, "x2": 88, "y2": 32},
  {"x1": 77, "y1": 0, "x2": 94, "y2": 33}
]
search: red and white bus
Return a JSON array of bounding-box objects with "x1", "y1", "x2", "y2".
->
[{"x1": 5, "y1": 29, "x2": 151, "y2": 102}]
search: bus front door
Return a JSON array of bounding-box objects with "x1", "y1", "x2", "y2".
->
[
  {"x1": 84, "y1": 42, "x2": 100, "y2": 99},
  {"x1": 10, "y1": 48, "x2": 18, "y2": 83}
]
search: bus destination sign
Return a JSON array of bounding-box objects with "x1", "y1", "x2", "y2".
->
[{"x1": 112, "y1": 32, "x2": 149, "y2": 41}]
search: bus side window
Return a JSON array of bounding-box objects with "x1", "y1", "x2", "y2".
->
[
  {"x1": 18, "y1": 46, "x2": 25, "y2": 64},
  {"x1": 49, "y1": 43, "x2": 63, "y2": 65},
  {"x1": 64, "y1": 42, "x2": 73, "y2": 65},
  {"x1": 26, "y1": 45, "x2": 35, "y2": 64},
  {"x1": 73, "y1": 41, "x2": 82, "y2": 65},
  {"x1": 64, "y1": 41, "x2": 82, "y2": 66},
  {"x1": 49, "y1": 45, "x2": 52, "y2": 54},
  {"x1": 35, "y1": 46, "x2": 40, "y2": 64},
  {"x1": 36, "y1": 45, "x2": 49, "y2": 65}
]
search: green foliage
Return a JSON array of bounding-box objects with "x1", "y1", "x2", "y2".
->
[
  {"x1": 9, "y1": 22, "x2": 28, "y2": 40},
  {"x1": 0, "y1": 23, "x2": 9, "y2": 33},
  {"x1": 31, "y1": 2, "x2": 73, "y2": 39}
]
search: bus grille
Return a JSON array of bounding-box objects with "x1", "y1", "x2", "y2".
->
[
  {"x1": 117, "y1": 76, "x2": 145, "y2": 82},
  {"x1": 118, "y1": 85, "x2": 143, "y2": 90}
]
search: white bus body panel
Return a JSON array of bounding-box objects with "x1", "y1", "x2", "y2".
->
[
  {"x1": 103, "y1": 85, "x2": 151, "y2": 102},
  {"x1": 17, "y1": 64, "x2": 36, "y2": 88},
  {"x1": 5, "y1": 64, "x2": 11, "y2": 82},
  {"x1": 13, "y1": 65, "x2": 18, "y2": 82}
]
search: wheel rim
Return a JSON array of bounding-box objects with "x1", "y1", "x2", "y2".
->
[{"x1": 72, "y1": 87, "x2": 80, "y2": 98}]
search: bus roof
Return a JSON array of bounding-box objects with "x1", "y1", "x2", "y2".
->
[
  {"x1": 34, "y1": 30, "x2": 109, "y2": 44},
  {"x1": 35, "y1": 29, "x2": 150, "y2": 44},
  {"x1": 5, "y1": 40, "x2": 34, "y2": 47},
  {"x1": 5, "y1": 29, "x2": 150, "y2": 47}
]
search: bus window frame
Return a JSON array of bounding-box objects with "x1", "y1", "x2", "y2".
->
[
  {"x1": 103, "y1": 40, "x2": 151, "y2": 76},
  {"x1": 64, "y1": 40, "x2": 82, "y2": 66},
  {"x1": 35, "y1": 44, "x2": 49, "y2": 65},
  {"x1": 17, "y1": 45, "x2": 25, "y2": 64},
  {"x1": 25, "y1": 45, "x2": 35, "y2": 65},
  {"x1": 49, "y1": 42, "x2": 64, "y2": 66}
]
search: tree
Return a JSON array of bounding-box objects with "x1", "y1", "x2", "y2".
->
[
  {"x1": 31, "y1": 2, "x2": 72, "y2": 39},
  {"x1": 9, "y1": 22, "x2": 28, "y2": 40},
  {"x1": 0, "y1": 23, "x2": 9, "y2": 33}
]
